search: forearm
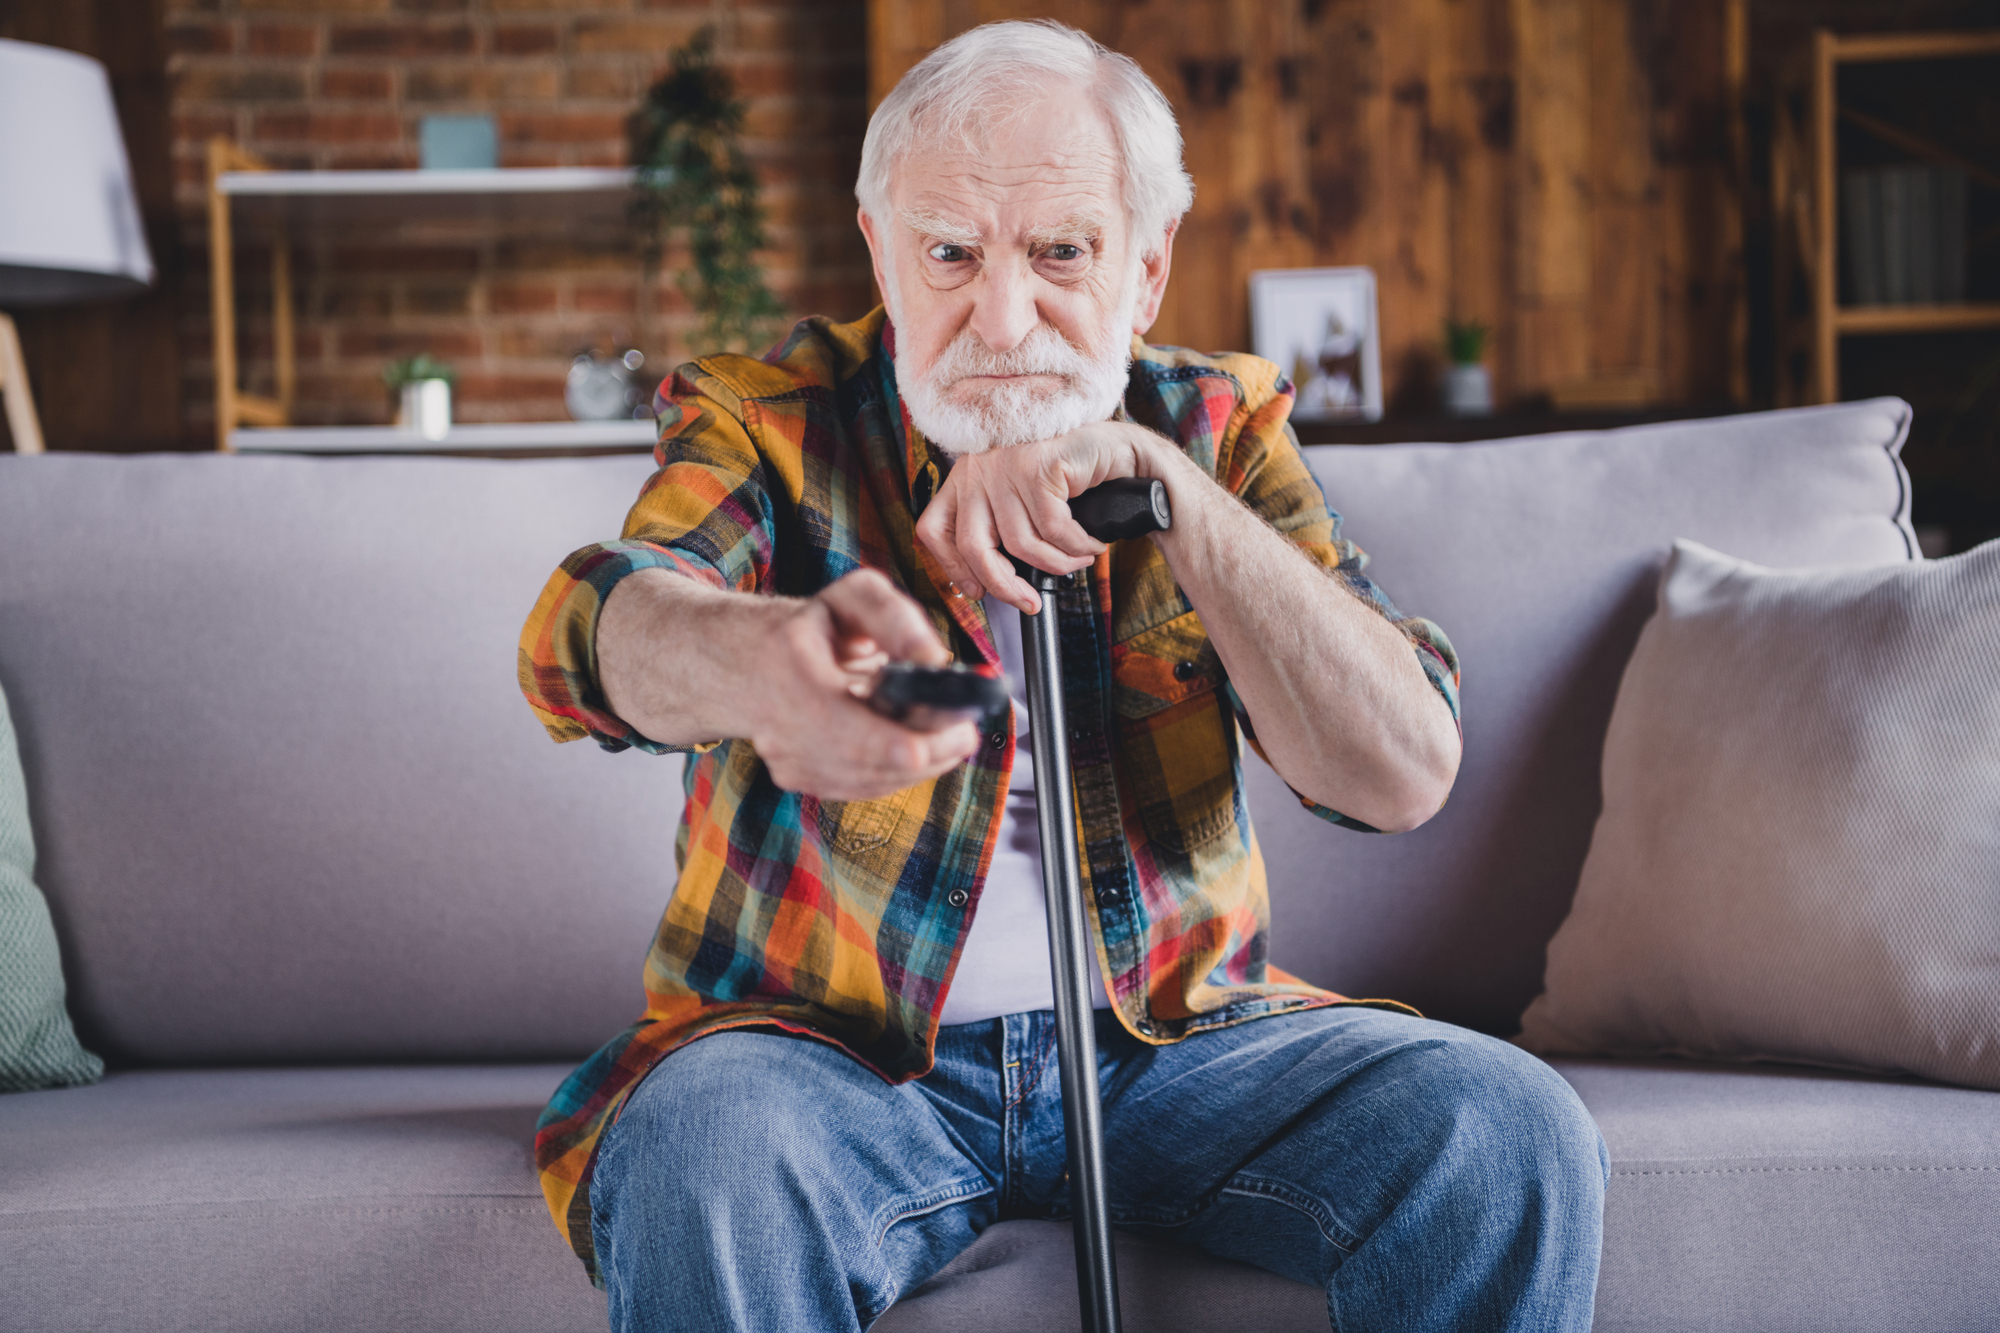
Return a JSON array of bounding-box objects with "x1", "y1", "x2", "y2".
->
[
  {"x1": 1142, "y1": 441, "x2": 1460, "y2": 832},
  {"x1": 595, "y1": 565, "x2": 977, "y2": 799},
  {"x1": 597, "y1": 567, "x2": 796, "y2": 748}
]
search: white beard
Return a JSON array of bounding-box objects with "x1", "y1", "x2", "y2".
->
[{"x1": 894, "y1": 287, "x2": 1137, "y2": 457}]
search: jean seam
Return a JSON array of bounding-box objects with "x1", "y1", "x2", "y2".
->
[
  {"x1": 586, "y1": 1112, "x2": 627, "y2": 1231},
  {"x1": 1217, "y1": 1175, "x2": 1361, "y2": 1255},
  {"x1": 870, "y1": 1177, "x2": 994, "y2": 1247},
  {"x1": 1003, "y1": 1021, "x2": 1056, "y2": 1113}
]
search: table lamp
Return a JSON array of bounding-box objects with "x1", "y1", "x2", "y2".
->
[{"x1": 0, "y1": 38, "x2": 155, "y2": 455}]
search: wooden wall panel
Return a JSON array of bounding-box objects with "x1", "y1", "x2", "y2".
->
[
  {"x1": 1511, "y1": 0, "x2": 1594, "y2": 394},
  {"x1": 866, "y1": 0, "x2": 1745, "y2": 412}
]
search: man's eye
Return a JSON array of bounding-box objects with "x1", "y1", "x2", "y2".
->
[
  {"x1": 927, "y1": 243, "x2": 970, "y2": 263},
  {"x1": 1045, "y1": 244, "x2": 1085, "y2": 262}
]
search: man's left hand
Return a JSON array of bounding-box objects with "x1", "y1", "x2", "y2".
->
[{"x1": 915, "y1": 421, "x2": 1165, "y2": 613}]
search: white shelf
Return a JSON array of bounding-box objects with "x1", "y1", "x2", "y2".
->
[
  {"x1": 218, "y1": 166, "x2": 636, "y2": 229},
  {"x1": 219, "y1": 166, "x2": 633, "y2": 197},
  {"x1": 231, "y1": 419, "x2": 657, "y2": 454}
]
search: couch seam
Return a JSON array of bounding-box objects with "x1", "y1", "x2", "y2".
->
[
  {"x1": 0, "y1": 1203, "x2": 548, "y2": 1231},
  {"x1": 1614, "y1": 1165, "x2": 2000, "y2": 1176}
]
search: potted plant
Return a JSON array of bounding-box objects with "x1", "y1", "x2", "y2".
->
[
  {"x1": 1443, "y1": 318, "x2": 1493, "y2": 418},
  {"x1": 628, "y1": 28, "x2": 784, "y2": 359},
  {"x1": 383, "y1": 355, "x2": 456, "y2": 441}
]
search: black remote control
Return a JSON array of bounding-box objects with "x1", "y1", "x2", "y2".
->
[{"x1": 866, "y1": 662, "x2": 1011, "y2": 732}]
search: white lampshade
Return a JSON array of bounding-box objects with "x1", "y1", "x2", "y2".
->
[{"x1": 0, "y1": 38, "x2": 154, "y2": 307}]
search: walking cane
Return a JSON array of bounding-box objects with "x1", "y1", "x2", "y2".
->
[
  {"x1": 873, "y1": 477, "x2": 1171, "y2": 1333},
  {"x1": 1017, "y1": 476, "x2": 1173, "y2": 1333}
]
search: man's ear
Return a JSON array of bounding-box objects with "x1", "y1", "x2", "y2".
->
[
  {"x1": 858, "y1": 207, "x2": 893, "y2": 312},
  {"x1": 1130, "y1": 220, "x2": 1178, "y2": 335}
]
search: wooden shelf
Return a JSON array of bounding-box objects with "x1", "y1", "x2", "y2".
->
[
  {"x1": 1834, "y1": 303, "x2": 2000, "y2": 335},
  {"x1": 204, "y1": 139, "x2": 645, "y2": 451},
  {"x1": 1828, "y1": 30, "x2": 2000, "y2": 64},
  {"x1": 231, "y1": 419, "x2": 656, "y2": 454},
  {"x1": 1772, "y1": 27, "x2": 2000, "y2": 406},
  {"x1": 1292, "y1": 407, "x2": 1734, "y2": 447}
]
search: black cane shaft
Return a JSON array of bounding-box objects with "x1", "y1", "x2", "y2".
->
[
  {"x1": 1004, "y1": 477, "x2": 1168, "y2": 1333},
  {"x1": 1022, "y1": 570, "x2": 1122, "y2": 1333}
]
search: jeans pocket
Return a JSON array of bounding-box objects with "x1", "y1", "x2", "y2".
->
[{"x1": 869, "y1": 1176, "x2": 995, "y2": 1247}]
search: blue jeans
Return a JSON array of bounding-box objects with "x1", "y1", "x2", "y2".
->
[{"x1": 589, "y1": 1006, "x2": 1607, "y2": 1332}]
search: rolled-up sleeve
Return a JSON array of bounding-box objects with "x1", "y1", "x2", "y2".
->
[
  {"x1": 517, "y1": 365, "x2": 776, "y2": 754},
  {"x1": 1218, "y1": 376, "x2": 1461, "y2": 830}
]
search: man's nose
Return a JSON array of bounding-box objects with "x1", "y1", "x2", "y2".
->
[{"x1": 967, "y1": 259, "x2": 1039, "y2": 356}]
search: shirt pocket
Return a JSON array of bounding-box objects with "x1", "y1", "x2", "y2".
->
[
  {"x1": 1111, "y1": 610, "x2": 1238, "y2": 855},
  {"x1": 815, "y1": 792, "x2": 910, "y2": 855}
]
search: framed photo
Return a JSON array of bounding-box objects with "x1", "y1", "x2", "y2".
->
[{"x1": 1248, "y1": 266, "x2": 1383, "y2": 423}]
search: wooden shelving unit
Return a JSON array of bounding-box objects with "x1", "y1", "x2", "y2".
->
[
  {"x1": 1772, "y1": 29, "x2": 2000, "y2": 406},
  {"x1": 203, "y1": 139, "x2": 635, "y2": 452}
]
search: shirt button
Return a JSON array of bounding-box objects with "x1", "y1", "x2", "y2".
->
[
  {"x1": 989, "y1": 732, "x2": 1005, "y2": 748},
  {"x1": 1173, "y1": 660, "x2": 1199, "y2": 681},
  {"x1": 946, "y1": 888, "x2": 970, "y2": 908}
]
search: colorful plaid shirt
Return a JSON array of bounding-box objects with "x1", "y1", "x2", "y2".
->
[{"x1": 518, "y1": 309, "x2": 1460, "y2": 1276}]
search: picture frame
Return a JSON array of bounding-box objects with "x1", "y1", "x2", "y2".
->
[{"x1": 1248, "y1": 266, "x2": 1383, "y2": 423}]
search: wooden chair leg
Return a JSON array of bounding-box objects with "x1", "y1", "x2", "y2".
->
[{"x1": 0, "y1": 312, "x2": 47, "y2": 455}]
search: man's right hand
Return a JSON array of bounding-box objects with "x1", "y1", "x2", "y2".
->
[
  {"x1": 745, "y1": 570, "x2": 980, "y2": 800},
  {"x1": 599, "y1": 566, "x2": 980, "y2": 802}
]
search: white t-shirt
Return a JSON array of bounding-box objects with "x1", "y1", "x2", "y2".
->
[{"x1": 937, "y1": 597, "x2": 1114, "y2": 1026}]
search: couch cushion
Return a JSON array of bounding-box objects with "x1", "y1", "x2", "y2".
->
[
  {"x1": 883, "y1": 1060, "x2": 2000, "y2": 1333},
  {"x1": 1248, "y1": 399, "x2": 1917, "y2": 1031},
  {"x1": 1519, "y1": 538, "x2": 2000, "y2": 1089},
  {"x1": 1563, "y1": 1059, "x2": 2000, "y2": 1333},
  {"x1": 0, "y1": 1065, "x2": 605, "y2": 1333},
  {"x1": 0, "y1": 454, "x2": 680, "y2": 1065},
  {"x1": 9, "y1": 1061, "x2": 1990, "y2": 1332},
  {"x1": 874, "y1": 1219, "x2": 1325, "y2": 1332}
]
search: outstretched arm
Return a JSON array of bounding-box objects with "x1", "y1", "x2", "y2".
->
[{"x1": 595, "y1": 567, "x2": 980, "y2": 802}]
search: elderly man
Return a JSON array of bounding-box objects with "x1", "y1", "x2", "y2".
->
[{"x1": 520, "y1": 19, "x2": 1605, "y2": 1333}]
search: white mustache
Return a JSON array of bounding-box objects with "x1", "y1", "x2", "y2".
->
[{"x1": 929, "y1": 322, "x2": 1100, "y2": 390}]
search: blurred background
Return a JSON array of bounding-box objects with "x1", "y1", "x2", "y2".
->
[{"x1": 0, "y1": 0, "x2": 1993, "y2": 547}]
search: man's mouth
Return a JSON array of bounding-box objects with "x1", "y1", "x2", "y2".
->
[{"x1": 951, "y1": 371, "x2": 1066, "y2": 388}]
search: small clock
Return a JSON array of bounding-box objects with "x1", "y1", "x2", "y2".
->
[{"x1": 566, "y1": 347, "x2": 646, "y2": 422}]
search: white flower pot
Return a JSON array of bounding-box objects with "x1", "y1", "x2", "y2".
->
[
  {"x1": 1444, "y1": 363, "x2": 1493, "y2": 417},
  {"x1": 399, "y1": 379, "x2": 452, "y2": 441}
]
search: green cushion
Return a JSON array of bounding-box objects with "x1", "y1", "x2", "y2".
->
[{"x1": 0, "y1": 677, "x2": 101, "y2": 1092}]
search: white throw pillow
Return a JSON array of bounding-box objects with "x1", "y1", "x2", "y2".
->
[{"x1": 1518, "y1": 538, "x2": 2000, "y2": 1089}]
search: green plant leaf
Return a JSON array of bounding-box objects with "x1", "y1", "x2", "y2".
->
[
  {"x1": 382, "y1": 353, "x2": 456, "y2": 389},
  {"x1": 1443, "y1": 317, "x2": 1489, "y2": 366},
  {"x1": 629, "y1": 28, "x2": 786, "y2": 357}
]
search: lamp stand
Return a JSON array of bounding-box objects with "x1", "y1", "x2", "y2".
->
[{"x1": 0, "y1": 312, "x2": 46, "y2": 455}]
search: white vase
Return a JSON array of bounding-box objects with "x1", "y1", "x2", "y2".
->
[
  {"x1": 1443, "y1": 363, "x2": 1492, "y2": 417},
  {"x1": 400, "y1": 379, "x2": 452, "y2": 441}
]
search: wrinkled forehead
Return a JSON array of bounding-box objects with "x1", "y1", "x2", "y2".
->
[{"x1": 891, "y1": 83, "x2": 1125, "y2": 239}]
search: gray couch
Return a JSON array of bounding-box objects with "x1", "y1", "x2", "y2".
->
[{"x1": 3, "y1": 397, "x2": 1994, "y2": 1332}]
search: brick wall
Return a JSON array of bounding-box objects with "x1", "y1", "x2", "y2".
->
[{"x1": 166, "y1": 0, "x2": 873, "y2": 439}]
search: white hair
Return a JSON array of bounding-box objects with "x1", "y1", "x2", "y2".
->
[{"x1": 857, "y1": 20, "x2": 1194, "y2": 261}]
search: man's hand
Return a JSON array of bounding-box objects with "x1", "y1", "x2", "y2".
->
[
  {"x1": 599, "y1": 567, "x2": 979, "y2": 802},
  {"x1": 915, "y1": 421, "x2": 1158, "y2": 613},
  {"x1": 914, "y1": 418, "x2": 1460, "y2": 832},
  {"x1": 745, "y1": 571, "x2": 980, "y2": 800}
]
